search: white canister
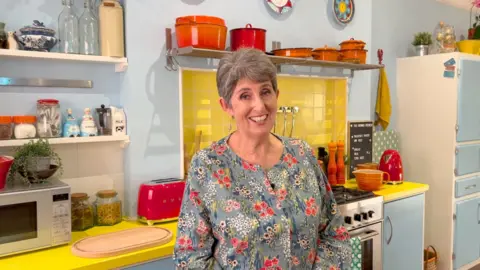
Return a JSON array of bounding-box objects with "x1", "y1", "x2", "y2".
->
[
  {"x1": 99, "y1": 0, "x2": 125, "y2": 57},
  {"x1": 13, "y1": 116, "x2": 37, "y2": 139}
]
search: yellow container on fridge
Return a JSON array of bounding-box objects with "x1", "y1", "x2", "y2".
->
[{"x1": 456, "y1": 40, "x2": 480, "y2": 55}]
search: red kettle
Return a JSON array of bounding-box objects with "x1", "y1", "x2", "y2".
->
[
  {"x1": 379, "y1": 150, "x2": 403, "y2": 184},
  {"x1": 0, "y1": 156, "x2": 14, "y2": 189}
]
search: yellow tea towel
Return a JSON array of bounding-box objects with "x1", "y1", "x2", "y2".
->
[{"x1": 375, "y1": 67, "x2": 392, "y2": 130}]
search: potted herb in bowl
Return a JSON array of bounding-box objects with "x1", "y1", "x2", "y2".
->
[
  {"x1": 412, "y1": 32, "x2": 432, "y2": 56},
  {"x1": 8, "y1": 139, "x2": 63, "y2": 184}
]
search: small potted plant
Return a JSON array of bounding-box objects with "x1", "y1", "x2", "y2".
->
[
  {"x1": 412, "y1": 32, "x2": 432, "y2": 56},
  {"x1": 8, "y1": 139, "x2": 63, "y2": 184},
  {"x1": 469, "y1": 0, "x2": 480, "y2": 39}
]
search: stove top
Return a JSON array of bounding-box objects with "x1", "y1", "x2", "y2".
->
[{"x1": 332, "y1": 186, "x2": 376, "y2": 205}]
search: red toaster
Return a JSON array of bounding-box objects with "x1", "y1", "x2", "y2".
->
[{"x1": 137, "y1": 178, "x2": 186, "y2": 226}]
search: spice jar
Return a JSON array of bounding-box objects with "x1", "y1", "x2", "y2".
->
[
  {"x1": 0, "y1": 116, "x2": 12, "y2": 140},
  {"x1": 37, "y1": 99, "x2": 61, "y2": 138},
  {"x1": 94, "y1": 190, "x2": 122, "y2": 226},
  {"x1": 13, "y1": 116, "x2": 37, "y2": 139},
  {"x1": 71, "y1": 193, "x2": 94, "y2": 231}
]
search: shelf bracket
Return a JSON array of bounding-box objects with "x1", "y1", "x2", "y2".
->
[
  {"x1": 165, "y1": 28, "x2": 178, "y2": 71},
  {"x1": 120, "y1": 138, "x2": 130, "y2": 149},
  {"x1": 115, "y1": 62, "x2": 128, "y2": 73}
]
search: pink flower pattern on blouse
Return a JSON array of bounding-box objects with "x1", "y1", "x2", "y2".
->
[{"x1": 174, "y1": 134, "x2": 352, "y2": 269}]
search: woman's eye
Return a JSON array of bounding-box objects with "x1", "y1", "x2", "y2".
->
[
  {"x1": 262, "y1": 89, "x2": 272, "y2": 95},
  {"x1": 240, "y1": 94, "x2": 249, "y2": 100}
]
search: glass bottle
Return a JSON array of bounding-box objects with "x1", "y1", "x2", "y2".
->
[
  {"x1": 0, "y1": 22, "x2": 7, "y2": 49},
  {"x1": 58, "y1": 0, "x2": 79, "y2": 54},
  {"x1": 94, "y1": 190, "x2": 122, "y2": 226},
  {"x1": 79, "y1": 0, "x2": 99, "y2": 55},
  {"x1": 71, "y1": 193, "x2": 94, "y2": 231}
]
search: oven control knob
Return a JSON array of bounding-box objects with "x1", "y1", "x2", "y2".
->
[
  {"x1": 362, "y1": 212, "x2": 368, "y2": 220},
  {"x1": 368, "y1": 210, "x2": 375, "y2": 218},
  {"x1": 354, "y1": 213, "x2": 361, "y2": 221},
  {"x1": 344, "y1": 216, "x2": 352, "y2": 224}
]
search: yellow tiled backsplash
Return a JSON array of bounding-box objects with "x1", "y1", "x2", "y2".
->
[{"x1": 182, "y1": 69, "x2": 347, "y2": 156}]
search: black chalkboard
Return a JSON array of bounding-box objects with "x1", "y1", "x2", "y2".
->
[{"x1": 348, "y1": 121, "x2": 374, "y2": 179}]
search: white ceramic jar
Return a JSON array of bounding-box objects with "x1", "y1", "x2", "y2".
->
[{"x1": 13, "y1": 116, "x2": 37, "y2": 139}]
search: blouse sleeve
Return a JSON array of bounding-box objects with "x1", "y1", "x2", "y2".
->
[
  {"x1": 303, "y1": 142, "x2": 353, "y2": 270},
  {"x1": 173, "y1": 154, "x2": 216, "y2": 270}
]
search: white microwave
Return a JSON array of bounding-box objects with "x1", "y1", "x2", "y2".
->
[{"x1": 0, "y1": 180, "x2": 71, "y2": 257}]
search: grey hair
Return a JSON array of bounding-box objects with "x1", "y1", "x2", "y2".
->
[{"x1": 216, "y1": 48, "x2": 278, "y2": 106}]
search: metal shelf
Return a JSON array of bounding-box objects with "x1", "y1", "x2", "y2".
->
[
  {"x1": 170, "y1": 46, "x2": 384, "y2": 71},
  {"x1": 0, "y1": 135, "x2": 130, "y2": 148}
]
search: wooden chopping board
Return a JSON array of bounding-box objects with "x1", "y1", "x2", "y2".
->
[{"x1": 71, "y1": 227, "x2": 173, "y2": 258}]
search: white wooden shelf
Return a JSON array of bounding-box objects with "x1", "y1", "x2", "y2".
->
[
  {"x1": 0, "y1": 49, "x2": 128, "y2": 72},
  {"x1": 0, "y1": 135, "x2": 130, "y2": 148}
]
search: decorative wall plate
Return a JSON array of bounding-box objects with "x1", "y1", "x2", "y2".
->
[
  {"x1": 266, "y1": 0, "x2": 295, "y2": 14},
  {"x1": 333, "y1": 0, "x2": 355, "y2": 24}
]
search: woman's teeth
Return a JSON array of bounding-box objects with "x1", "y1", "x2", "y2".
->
[{"x1": 249, "y1": 115, "x2": 268, "y2": 122}]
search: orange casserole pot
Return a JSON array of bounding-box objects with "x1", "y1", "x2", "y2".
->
[
  {"x1": 339, "y1": 49, "x2": 368, "y2": 64},
  {"x1": 175, "y1": 15, "x2": 227, "y2": 50},
  {"x1": 271, "y1": 48, "x2": 313, "y2": 58},
  {"x1": 312, "y1": 46, "x2": 339, "y2": 61},
  {"x1": 339, "y1": 38, "x2": 366, "y2": 50}
]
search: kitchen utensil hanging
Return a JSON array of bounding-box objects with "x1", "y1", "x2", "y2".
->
[
  {"x1": 276, "y1": 106, "x2": 299, "y2": 138},
  {"x1": 333, "y1": 0, "x2": 355, "y2": 25},
  {"x1": 266, "y1": 0, "x2": 295, "y2": 14}
]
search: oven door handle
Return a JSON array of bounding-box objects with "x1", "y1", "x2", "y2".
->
[
  {"x1": 386, "y1": 216, "x2": 393, "y2": 245},
  {"x1": 351, "y1": 230, "x2": 380, "y2": 242}
]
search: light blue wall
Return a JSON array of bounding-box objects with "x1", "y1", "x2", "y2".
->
[{"x1": 371, "y1": 0, "x2": 469, "y2": 129}]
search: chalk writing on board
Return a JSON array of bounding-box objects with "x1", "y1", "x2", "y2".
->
[{"x1": 348, "y1": 121, "x2": 374, "y2": 179}]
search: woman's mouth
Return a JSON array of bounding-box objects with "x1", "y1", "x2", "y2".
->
[{"x1": 249, "y1": 114, "x2": 268, "y2": 123}]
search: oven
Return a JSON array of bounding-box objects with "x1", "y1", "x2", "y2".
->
[{"x1": 349, "y1": 221, "x2": 382, "y2": 270}]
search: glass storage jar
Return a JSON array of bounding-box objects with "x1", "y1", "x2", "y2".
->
[
  {"x1": 94, "y1": 190, "x2": 122, "y2": 226},
  {"x1": 13, "y1": 116, "x2": 37, "y2": 139},
  {"x1": 71, "y1": 193, "x2": 94, "y2": 231},
  {"x1": 37, "y1": 99, "x2": 61, "y2": 138},
  {"x1": 0, "y1": 116, "x2": 12, "y2": 140}
]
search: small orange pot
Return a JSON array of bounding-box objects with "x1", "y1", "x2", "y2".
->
[
  {"x1": 312, "y1": 46, "x2": 339, "y2": 61},
  {"x1": 339, "y1": 49, "x2": 367, "y2": 64},
  {"x1": 339, "y1": 38, "x2": 366, "y2": 50},
  {"x1": 271, "y1": 47, "x2": 313, "y2": 58}
]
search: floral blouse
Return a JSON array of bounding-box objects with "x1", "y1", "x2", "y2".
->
[{"x1": 174, "y1": 134, "x2": 352, "y2": 269}]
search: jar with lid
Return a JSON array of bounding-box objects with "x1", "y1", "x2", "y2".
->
[
  {"x1": 94, "y1": 190, "x2": 122, "y2": 226},
  {"x1": 13, "y1": 116, "x2": 37, "y2": 139},
  {"x1": 71, "y1": 193, "x2": 94, "y2": 231},
  {"x1": 0, "y1": 116, "x2": 12, "y2": 140},
  {"x1": 99, "y1": 0, "x2": 125, "y2": 57},
  {"x1": 37, "y1": 99, "x2": 61, "y2": 138}
]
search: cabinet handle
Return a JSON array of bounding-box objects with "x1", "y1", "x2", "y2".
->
[
  {"x1": 477, "y1": 203, "x2": 480, "y2": 225},
  {"x1": 465, "y1": 184, "x2": 477, "y2": 190},
  {"x1": 386, "y1": 216, "x2": 393, "y2": 245}
]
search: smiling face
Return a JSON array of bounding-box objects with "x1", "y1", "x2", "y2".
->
[{"x1": 220, "y1": 78, "x2": 279, "y2": 137}]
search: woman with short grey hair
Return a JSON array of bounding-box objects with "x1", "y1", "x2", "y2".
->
[{"x1": 174, "y1": 48, "x2": 352, "y2": 269}]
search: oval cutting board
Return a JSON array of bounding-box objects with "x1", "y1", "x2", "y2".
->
[{"x1": 71, "y1": 227, "x2": 173, "y2": 258}]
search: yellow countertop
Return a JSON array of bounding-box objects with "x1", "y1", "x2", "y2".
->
[
  {"x1": 0, "y1": 221, "x2": 178, "y2": 270},
  {"x1": 344, "y1": 179, "x2": 430, "y2": 202},
  {"x1": 0, "y1": 181, "x2": 429, "y2": 269}
]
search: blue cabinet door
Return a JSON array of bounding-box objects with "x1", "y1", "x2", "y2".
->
[
  {"x1": 453, "y1": 196, "x2": 480, "y2": 269},
  {"x1": 455, "y1": 144, "x2": 480, "y2": 176},
  {"x1": 383, "y1": 194, "x2": 424, "y2": 270},
  {"x1": 123, "y1": 257, "x2": 175, "y2": 270},
  {"x1": 457, "y1": 59, "x2": 480, "y2": 142}
]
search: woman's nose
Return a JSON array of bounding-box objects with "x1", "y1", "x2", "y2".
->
[{"x1": 252, "y1": 95, "x2": 267, "y2": 110}]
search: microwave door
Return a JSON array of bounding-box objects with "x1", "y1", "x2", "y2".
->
[{"x1": 0, "y1": 190, "x2": 53, "y2": 255}]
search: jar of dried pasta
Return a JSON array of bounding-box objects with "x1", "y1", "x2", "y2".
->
[
  {"x1": 71, "y1": 193, "x2": 94, "y2": 231},
  {"x1": 94, "y1": 190, "x2": 122, "y2": 226}
]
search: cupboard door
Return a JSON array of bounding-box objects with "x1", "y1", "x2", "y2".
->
[
  {"x1": 453, "y1": 196, "x2": 480, "y2": 269},
  {"x1": 455, "y1": 144, "x2": 480, "y2": 176},
  {"x1": 123, "y1": 257, "x2": 174, "y2": 269},
  {"x1": 457, "y1": 59, "x2": 480, "y2": 142},
  {"x1": 383, "y1": 194, "x2": 424, "y2": 270}
]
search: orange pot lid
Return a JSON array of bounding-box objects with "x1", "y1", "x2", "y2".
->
[
  {"x1": 13, "y1": 115, "x2": 36, "y2": 124},
  {"x1": 339, "y1": 49, "x2": 368, "y2": 52},
  {"x1": 340, "y1": 38, "x2": 366, "y2": 46},
  {"x1": 0, "y1": 116, "x2": 12, "y2": 124},
  {"x1": 313, "y1": 45, "x2": 338, "y2": 52},
  {"x1": 175, "y1": 15, "x2": 225, "y2": 26}
]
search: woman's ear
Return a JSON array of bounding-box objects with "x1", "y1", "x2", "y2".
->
[
  {"x1": 276, "y1": 89, "x2": 280, "y2": 99},
  {"x1": 219, "y1": 98, "x2": 234, "y2": 117}
]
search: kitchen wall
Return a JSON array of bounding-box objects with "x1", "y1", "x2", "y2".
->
[
  {"x1": 0, "y1": 0, "x2": 468, "y2": 217},
  {"x1": 371, "y1": 0, "x2": 470, "y2": 129}
]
